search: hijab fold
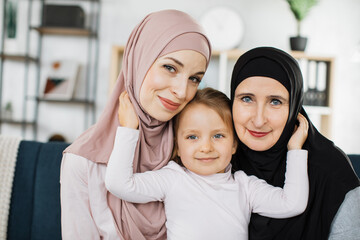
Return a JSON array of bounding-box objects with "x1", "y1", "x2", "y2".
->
[
  {"x1": 65, "y1": 10, "x2": 211, "y2": 239},
  {"x1": 231, "y1": 47, "x2": 359, "y2": 240}
]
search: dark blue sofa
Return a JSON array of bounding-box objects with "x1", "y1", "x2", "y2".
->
[
  {"x1": 4, "y1": 140, "x2": 360, "y2": 240},
  {"x1": 7, "y1": 140, "x2": 69, "y2": 240},
  {"x1": 348, "y1": 154, "x2": 360, "y2": 179}
]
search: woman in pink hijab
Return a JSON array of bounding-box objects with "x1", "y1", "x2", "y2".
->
[{"x1": 60, "y1": 9, "x2": 211, "y2": 240}]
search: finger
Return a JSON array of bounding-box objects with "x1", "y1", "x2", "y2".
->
[
  {"x1": 299, "y1": 114, "x2": 309, "y2": 130},
  {"x1": 123, "y1": 93, "x2": 133, "y2": 108},
  {"x1": 119, "y1": 91, "x2": 126, "y2": 104},
  {"x1": 297, "y1": 114, "x2": 309, "y2": 135},
  {"x1": 297, "y1": 114, "x2": 306, "y2": 126},
  {"x1": 293, "y1": 125, "x2": 298, "y2": 134}
]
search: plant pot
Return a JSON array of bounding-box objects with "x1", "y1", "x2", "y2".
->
[{"x1": 290, "y1": 36, "x2": 308, "y2": 51}]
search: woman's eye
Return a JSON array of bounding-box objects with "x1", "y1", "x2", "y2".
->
[
  {"x1": 189, "y1": 76, "x2": 201, "y2": 84},
  {"x1": 163, "y1": 64, "x2": 175, "y2": 73},
  {"x1": 213, "y1": 134, "x2": 224, "y2": 139},
  {"x1": 241, "y1": 96, "x2": 252, "y2": 103},
  {"x1": 270, "y1": 99, "x2": 282, "y2": 106},
  {"x1": 187, "y1": 135, "x2": 198, "y2": 140}
]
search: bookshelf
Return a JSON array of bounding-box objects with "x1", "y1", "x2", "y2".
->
[{"x1": 0, "y1": 0, "x2": 100, "y2": 140}]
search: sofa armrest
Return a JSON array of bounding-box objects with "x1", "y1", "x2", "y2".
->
[{"x1": 348, "y1": 154, "x2": 360, "y2": 178}]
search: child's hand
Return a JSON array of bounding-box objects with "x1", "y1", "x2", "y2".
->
[
  {"x1": 118, "y1": 91, "x2": 139, "y2": 129},
  {"x1": 287, "y1": 113, "x2": 309, "y2": 150}
]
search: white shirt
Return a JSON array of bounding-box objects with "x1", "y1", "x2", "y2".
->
[
  {"x1": 105, "y1": 127, "x2": 309, "y2": 240},
  {"x1": 60, "y1": 153, "x2": 119, "y2": 240}
]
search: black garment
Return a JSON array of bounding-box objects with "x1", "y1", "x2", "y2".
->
[{"x1": 230, "y1": 47, "x2": 360, "y2": 240}]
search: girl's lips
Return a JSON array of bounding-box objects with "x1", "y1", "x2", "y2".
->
[
  {"x1": 248, "y1": 130, "x2": 270, "y2": 138},
  {"x1": 196, "y1": 157, "x2": 217, "y2": 162},
  {"x1": 158, "y1": 96, "x2": 181, "y2": 111}
]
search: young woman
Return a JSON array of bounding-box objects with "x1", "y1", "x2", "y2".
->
[
  {"x1": 60, "y1": 10, "x2": 211, "y2": 239},
  {"x1": 105, "y1": 87, "x2": 309, "y2": 240},
  {"x1": 230, "y1": 47, "x2": 360, "y2": 240}
]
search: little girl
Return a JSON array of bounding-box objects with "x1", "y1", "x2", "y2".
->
[{"x1": 105, "y1": 88, "x2": 309, "y2": 240}]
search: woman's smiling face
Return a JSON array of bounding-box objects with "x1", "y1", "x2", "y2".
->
[
  {"x1": 139, "y1": 50, "x2": 207, "y2": 122},
  {"x1": 232, "y1": 76, "x2": 289, "y2": 151}
]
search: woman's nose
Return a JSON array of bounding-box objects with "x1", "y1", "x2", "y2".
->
[
  {"x1": 171, "y1": 77, "x2": 188, "y2": 100},
  {"x1": 252, "y1": 106, "x2": 267, "y2": 128}
]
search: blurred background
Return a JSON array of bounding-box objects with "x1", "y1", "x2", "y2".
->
[{"x1": 0, "y1": 0, "x2": 359, "y2": 154}]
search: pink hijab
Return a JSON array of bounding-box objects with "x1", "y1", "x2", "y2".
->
[{"x1": 64, "y1": 9, "x2": 211, "y2": 239}]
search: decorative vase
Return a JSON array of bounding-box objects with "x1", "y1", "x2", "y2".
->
[
  {"x1": 6, "y1": 0, "x2": 17, "y2": 39},
  {"x1": 290, "y1": 36, "x2": 308, "y2": 51}
]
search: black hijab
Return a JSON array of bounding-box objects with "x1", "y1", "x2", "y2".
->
[{"x1": 230, "y1": 47, "x2": 360, "y2": 240}]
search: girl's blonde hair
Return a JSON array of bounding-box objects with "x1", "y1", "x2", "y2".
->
[{"x1": 171, "y1": 87, "x2": 235, "y2": 165}]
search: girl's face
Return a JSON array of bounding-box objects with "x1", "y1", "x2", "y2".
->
[
  {"x1": 176, "y1": 103, "x2": 237, "y2": 176},
  {"x1": 232, "y1": 76, "x2": 289, "y2": 151},
  {"x1": 140, "y1": 50, "x2": 207, "y2": 122}
]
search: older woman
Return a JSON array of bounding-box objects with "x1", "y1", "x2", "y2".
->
[
  {"x1": 60, "y1": 10, "x2": 211, "y2": 239},
  {"x1": 230, "y1": 47, "x2": 360, "y2": 240}
]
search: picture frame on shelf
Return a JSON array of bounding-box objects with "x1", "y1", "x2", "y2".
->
[{"x1": 42, "y1": 60, "x2": 80, "y2": 100}]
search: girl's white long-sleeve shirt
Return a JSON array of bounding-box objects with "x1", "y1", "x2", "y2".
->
[{"x1": 105, "y1": 127, "x2": 309, "y2": 240}]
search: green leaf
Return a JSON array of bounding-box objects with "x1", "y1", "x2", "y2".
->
[{"x1": 286, "y1": 0, "x2": 318, "y2": 21}]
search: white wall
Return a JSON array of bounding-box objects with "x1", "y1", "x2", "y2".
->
[{"x1": 2, "y1": 0, "x2": 360, "y2": 153}]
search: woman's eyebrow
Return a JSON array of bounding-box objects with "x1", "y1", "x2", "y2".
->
[
  {"x1": 195, "y1": 71, "x2": 205, "y2": 75},
  {"x1": 164, "y1": 57, "x2": 205, "y2": 75},
  {"x1": 235, "y1": 93, "x2": 254, "y2": 97},
  {"x1": 164, "y1": 57, "x2": 183, "y2": 67},
  {"x1": 268, "y1": 95, "x2": 289, "y2": 102}
]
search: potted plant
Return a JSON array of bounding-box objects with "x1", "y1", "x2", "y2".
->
[
  {"x1": 3, "y1": 101, "x2": 13, "y2": 120},
  {"x1": 286, "y1": 0, "x2": 318, "y2": 51}
]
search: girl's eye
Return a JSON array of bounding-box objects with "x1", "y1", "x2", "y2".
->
[
  {"x1": 189, "y1": 76, "x2": 201, "y2": 84},
  {"x1": 270, "y1": 99, "x2": 282, "y2": 106},
  {"x1": 213, "y1": 134, "x2": 224, "y2": 139},
  {"x1": 187, "y1": 135, "x2": 198, "y2": 140},
  {"x1": 241, "y1": 96, "x2": 252, "y2": 103},
  {"x1": 163, "y1": 64, "x2": 176, "y2": 73}
]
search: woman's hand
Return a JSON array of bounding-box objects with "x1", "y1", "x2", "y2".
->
[
  {"x1": 287, "y1": 113, "x2": 309, "y2": 150},
  {"x1": 118, "y1": 91, "x2": 139, "y2": 129}
]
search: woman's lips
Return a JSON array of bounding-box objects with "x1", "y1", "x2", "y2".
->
[
  {"x1": 158, "y1": 96, "x2": 181, "y2": 111},
  {"x1": 248, "y1": 130, "x2": 270, "y2": 138}
]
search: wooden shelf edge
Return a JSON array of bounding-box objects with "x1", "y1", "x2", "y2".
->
[
  {"x1": 212, "y1": 49, "x2": 245, "y2": 60},
  {"x1": 290, "y1": 51, "x2": 334, "y2": 62},
  {"x1": 31, "y1": 26, "x2": 96, "y2": 37},
  {"x1": 0, "y1": 119, "x2": 36, "y2": 125},
  {"x1": 0, "y1": 53, "x2": 39, "y2": 62},
  {"x1": 37, "y1": 97, "x2": 95, "y2": 105}
]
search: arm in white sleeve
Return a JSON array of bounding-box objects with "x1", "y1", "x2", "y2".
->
[
  {"x1": 105, "y1": 127, "x2": 172, "y2": 204},
  {"x1": 246, "y1": 149, "x2": 309, "y2": 218}
]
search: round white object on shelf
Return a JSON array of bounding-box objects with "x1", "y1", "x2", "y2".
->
[{"x1": 200, "y1": 7, "x2": 244, "y2": 51}]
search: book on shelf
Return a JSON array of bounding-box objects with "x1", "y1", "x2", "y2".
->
[{"x1": 298, "y1": 59, "x2": 328, "y2": 107}]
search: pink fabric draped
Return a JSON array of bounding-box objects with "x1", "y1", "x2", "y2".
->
[{"x1": 64, "y1": 9, "x2": 211, "y2": 239}]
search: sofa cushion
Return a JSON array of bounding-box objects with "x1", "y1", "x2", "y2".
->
[
  {"x1": 7, "y1": 140, "x2": 69, "y2": 240},
  {"x1": 31, "y1": 141, "x2": 69, "y2": 240},
  {"x1": 7, "y1": 141, "x2": 42, "y2": 239}
]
